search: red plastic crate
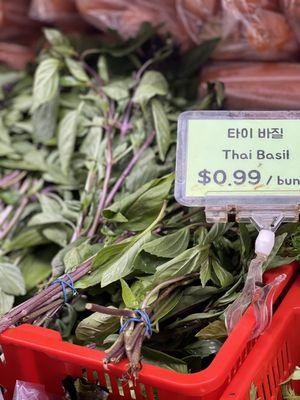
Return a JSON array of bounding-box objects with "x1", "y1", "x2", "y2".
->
[
  {"x1": 0, "y1": 263, "x2": 298, "y2": 400},
  {"x1": 221, "y1": 267, "x2": 300, "y2": 400}
]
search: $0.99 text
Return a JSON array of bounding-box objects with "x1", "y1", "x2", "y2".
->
[{"x1": 198, "y1": 169, "x2": 261, "y2": 186}]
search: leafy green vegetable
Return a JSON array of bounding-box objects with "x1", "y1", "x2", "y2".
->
[
  {"x1": 151, "y1": 98, "x2": 171, "y2": 161},
  {"x1": 32, "y1": 58, "x2": 60, "y2": 110},
  {"x1": 75, "y1": 310, "x2": 119, "y2": 343},
  {"x1": 120, "y1": 279, "x2": 138, "y2": 308},
  {"x1": 142, "y1": 227, "x2": 190, "y2": 258},
  {"x1": 58, "y1": 106, "x2": 80, "y2": 174},
  {"x1": 133, "y1": 71, "x2": 168, "y2": 105}
]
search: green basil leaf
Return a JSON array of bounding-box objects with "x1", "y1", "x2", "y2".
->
[
  {"x1": 0, "y1": 289, "x2": 14, "y2": 316},
  {"x1": 195, "y1": 320, "x2": 227, "y2": 340},
  {"x1": 32, "y1": 58, "x2": 60, "y2": 111},
  {"x1": 0, "y1": 262, "x2": 26, "y2": 296},
  {"x1": 103, "y1": 174, "x2": 173, "y2": 231},
  {"x1": 75, "y1": 310, "x2": 119, "y2": 343},
  {"x1": 151, "y1": 98, "x2": 170, "y2": 161},
  {"x1": 32, "y1": 96, "x2": 59, "y2": 143},
  {"x1": 65, "y1": 58, "x2": 89, "y2": 83},
  {"x1": 120, "y1": 279, "x2": 138, "y2": 308},
  {"x1": 3, "y1": 228, "x2": 49, "y2": 252},
  {"x1": 133, "y1": 71, "x2": 168, "y2": 105},
  {"x1": 142, "y1": 347, "x2": 188, "y2": 373},
  {"x1": 20, "y1": 253, "x2": 52, "y2": 291},
  {"x1": 264, "y1": 233, "x2": 288, "y2": 270},
  {"x1": 154, "y1": 245, "x2": 206, "y2": 282},
  {"x1": 211, "y1": 259, "x2": 233, "y2": 287},
  {"x1": 142, "y1": 227, "x2": 190, "y2": 258},
  {"x1": 58, "y1": 107, "x2": 79, "y2": 174}
]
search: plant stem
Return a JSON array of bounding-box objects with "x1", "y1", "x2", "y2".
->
[
  {"x1": 141, "y1": 273, "x2": 199, "y2": 309},
  {"x1": 71, "y1": 167, "x2": 96, "y2": 242},
  {"x1": 120, "y1": 100, "x2": 133, "y2": 139},
  {"x1": 105, "y1": 130, "x2": 156, "y2": 207},
  {"x1": 0, "y1": 259, "x2": 93, "y2": 333},
  {"x1": 0, "y1": 197, "x2": 29, "y2": 240},
  {"x1": 88, "y1": 117, "x2": 113, "y2": 237},
  {"x1": 23, "y1": 299, "x2": 63, "y2": 322},
  {"x1": 85, "y1": 303, "x2": 135, "y2": 318},
  {"x1": 0, "y1": 178, "x2": 30, "y2": 229},
  {"x1": 0, "y1": 171, "x2": 25, "y2": 188}
]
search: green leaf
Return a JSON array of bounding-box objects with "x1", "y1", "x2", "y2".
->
[
  {"x1": 0, "y1": 262, "x2": 26, "y2": 296},
  {"x1": 0, "y1": 141, "x2": 14, "y2": 156},
  {"x1": 133, "y1": 71, "x2": 168, "y2": 105},
  {"x1": 195, "y1": 320, "x2": 227, "y2": 340},
  {"x1": 100, "y1": 231, "x2": 152, "y2": 287},
  {"x1": 51, "y1": 238, "x2": 87, "y2": 277},
  {"x1": 28, "y1": 212, "x2": 73, "y2": 228},
  {"x1": 239, "y1": 224, "x2": 252, "y2": 261},
  {"x1": 249, "y1": 383, "x2": 258, "y2": 400},
  {"x1": 267, "y1": 255, "x2": 296, "y2": 269},
  {"x1": 75, "y1": 310, "x2": 119, "y2": 343},
  {"x1": 65, "y1": 58, "x2": 89, "y2": 83},
  {"x1": 200, "y1": 252, "x2": 212, "y2": 287},
  {"x1": 169, "y1": 285, "x2": 220, "y2": 318},
  {"x1": 142, "y1": 347, "x2": 188, "y2": 373},
  {"x1": 32, "y1": 96, "x2": 59, "y2": 143},
  {"x1": 20, "y1": 253, "x2": 52, "y2": 291},
  {"x1": 153, "y1": 245, "x2": 206, "y2": 282},
  {"x1": 103, "y1": 174, "x2": 173, "y2": 231},
  {"x1": 58, "y1": 107, "x2": 79, "y2": 174},
  {"x1": 152, "y1": 291, "x2": 182, "y2": 325},
  {"x1": 0, "y1": 71, "x2": 24, "y2": 87},
  {"x1": 264, "y1": 233, "x2": 288, "y2": 270},
  {"x1": 120, "y1": 279, "x2": 138, "y2": 308},
  {"x1": 97, "y1": 55, "x2": 109, "y2": 83},
  {"x1": 211, "y1": 259, "x2": 233, "y2": 287},
  {"x1": 286, "y1": 366, "x2": 300, "y2": 382},
  {"x1": 76, "y1": 241, "x2": 128, "y2": 288},
  {"x1": 39, "y1": 194, "x2": 61, "y2": 214},
  {"x1": 0, "y1": 289, "x2": 14, "y2": 316},
  {"x1": 169, "y1": 311, "x2": 222, "y2": 328},
  {"x1": 103, "y1": 78, "x2": 133, "y2": 101},
  {"x1": 79, "y1": 203, "x2": 166, "y2": 288},
  {"x1": 32, "y1": 58, "x2": 60, "y2": 111},
  {"x1": 44, "y1": 29, "x2": 70, "y2": 47},
  {"x1": 3, "y1": 228, "x2": 49, "y2": 252},
  {"x1": 151, "y1": 98, "x2": 171, "y2": 161},
  {"x1": 179, "y1": 39, "x2": 219, "y2": 78},
  {"x1": 125, "y1": 148, "x2": 159, "y2": 193},
  {"x1": 80, "y1": 121, "x2": 103, "y2": 160},
  {"x1": 64, "y1": 242, "x2": 101, "y2": 272},
  {"x1": 142, "y1": 227, "x2": 190, "y2": 258},
  {"x1": 184, "y1": 339, "x2": 222, "y2": 358},
  {"x1": 204, "y1": 223, "x2": 231, "y2": 245},
  {"x1": 42, "y1": 225, "x2": 69, "y2": 247}
]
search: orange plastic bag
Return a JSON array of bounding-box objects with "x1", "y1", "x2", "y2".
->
[
  {"x1": 220, "y1": 0, "x2": 298, "y2": 59},
  {"x1": 200, "y1": 62, "x2": 300, "y2": 109},
  {"x1": 281, "y1": 0, "x2": 300, "y2": 42},
  {"x1": 176, "y1": 0, "x2": 298, "y2": 59},
  {"x1": 29, "y1": 0, "x2": 90, "y2": 32},
  {"x1": 75, "y1": 0, "x2": 191, "y2": 49},
  {"x1": 0, "y1": 0, "x2": 40, "y2": 41},
  {"x1": 75, "y1": 0, "x2": 299, "y2": 59},
  {"x1": 0, "y1": 42, "x2": 35, "y2": 69}
]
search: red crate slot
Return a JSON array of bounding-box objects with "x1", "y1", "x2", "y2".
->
[
  {"x1": 0, "y1": 263, "x2": 298, "y2": 400},
  {"x1": 221, "y1": 267, "x2": 300, "y2": 400}
]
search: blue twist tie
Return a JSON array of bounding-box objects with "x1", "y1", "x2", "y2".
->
[
  {"x1": 51, "y1": 273, "x2": 77, "y2": 304},
  {"x1": 119, "y1": 309, "x2": 152, "y2": 337}
]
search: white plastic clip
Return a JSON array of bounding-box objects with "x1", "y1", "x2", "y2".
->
[{"x1": 255, "y1": 229, "x2": 275, "y2": 256}]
